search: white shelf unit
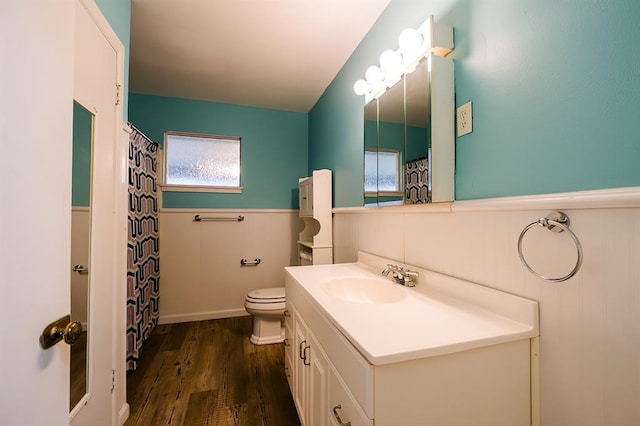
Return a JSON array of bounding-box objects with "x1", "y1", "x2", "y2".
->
[{"x1": 298, "y1": 169, "x2": 332, "y2": 265}]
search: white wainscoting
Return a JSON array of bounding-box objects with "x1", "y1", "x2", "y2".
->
[
  {"x1": 158, "y1": 209, "x2": 300, "y2": 324},
  {"x1": 333, "y1": 187, "x2": 640, "y2": 426}
]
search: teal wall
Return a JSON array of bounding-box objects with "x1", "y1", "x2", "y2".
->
[
  {"x1": 129, "y1": 94, "x2": 308, "y2": 209},
  {"x1": 406, "y1": 125, "x2": 429, "y2": 162},
  {"x1": 310, "y1": 0, "x2": 640, "y2": 206},
  {"x1": 95, "y1": 0, "x2": 131, "y2": 119}
]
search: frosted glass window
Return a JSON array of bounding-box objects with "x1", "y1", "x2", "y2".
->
[
  {"x1": 165, "y1": 133, "x2": 240, "y2": 187},
  {"x1": 364, "y1": 149, "x2": 400, "y2": 192},
  {"x1": 364, "y1": 150, "x2": 378, "y2": 192}
]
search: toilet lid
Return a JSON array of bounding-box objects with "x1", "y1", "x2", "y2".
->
[{"x1": 246, "y1": 287, "x2": 285, "y2": 303}]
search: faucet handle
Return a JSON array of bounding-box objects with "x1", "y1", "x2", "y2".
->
[
  {"x1": 405, "y1": 269, "x2": 419, "y2": 278},
  {"x1": 382, "y1": 263, "x2": 397, "y2": 276},
  {"x1": 403, "y1": 269, "x2": 419, "y2": 286}
]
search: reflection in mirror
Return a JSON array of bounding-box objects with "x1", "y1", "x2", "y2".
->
[
  {"x1": 377, "y1": 77, "x2": 404, "y2": 206},
  {"x1": 363, "y1": 99, "x2": 378, "y2": 205},
  {"x1": 404, "y1": 58, "x2": 431, "y2": 204},
  {"x1": 70, "y1": 101, "x2": 92, "y2": 410}
]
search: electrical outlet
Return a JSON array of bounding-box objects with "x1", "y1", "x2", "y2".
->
[{"x1": 457, "y1": 101, "x2": 473, "y2": 137}]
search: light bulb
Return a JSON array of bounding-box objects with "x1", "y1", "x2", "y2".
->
[
  {"x1": 398, "y1": 28, "x2": 423, "y2": 52},
  {"x1": 353, "y1": 79, "x2": 370, "y2": 96},
  {"x1": 365, "y1": 65, "x2": 383, "y2": 84},
  {"x1": 379, "y1": 50, "x2": 402, "y2": 73}
]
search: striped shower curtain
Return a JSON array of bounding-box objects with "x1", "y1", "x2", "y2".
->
[{"x1": 126, "y1": 126, "x2": 160, "y2": 370}]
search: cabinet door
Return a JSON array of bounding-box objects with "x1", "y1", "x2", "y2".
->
[
  {"x1": 299, "y1": 179, "x2": 312, "y2": 216},
  {"x1": 293, "y1": 312, "x2": 309, "y2": 425},
  {"x1": 308, "y1": 331, "x2": 329, "y2": 426}
]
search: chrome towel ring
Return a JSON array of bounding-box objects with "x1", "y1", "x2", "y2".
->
[{"x1": 517, "y1": 211, "x2": 583, "y2": 283}]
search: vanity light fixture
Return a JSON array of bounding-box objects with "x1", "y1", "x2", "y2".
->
[{"x1": 353, "y1": 15, "x2": 453, "y2": 103}]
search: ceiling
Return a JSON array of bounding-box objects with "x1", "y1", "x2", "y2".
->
[{"x1": 129, "y1": 0, "x2": 391, "y2": 113}]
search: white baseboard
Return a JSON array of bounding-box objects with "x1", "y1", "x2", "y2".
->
[{"x1": 158, "y1": 308, "x2": 249, "y2": 325}]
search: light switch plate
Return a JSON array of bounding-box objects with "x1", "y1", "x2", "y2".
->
[{"x1": 457, "y1": 101, "x2": 473, "y2": 137}]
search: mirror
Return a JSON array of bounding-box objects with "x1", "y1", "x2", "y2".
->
[
  {"x1": 404, "y1": 58, "x2": 431, "y2": 204},
  {"x1": 376, "y1": 75, "x2": 405, "y2": 205},
  {"x1": 363, "y1": 99, "x2": 378, "y2": 205},
  {"x1": 363, "y1": 62, "x2": 426, "y2": 206},
  {"x1": 363, "y1": 54, "x2": 454, "y2": 206},
  {"x1": 70, "y1": 101, "x2": 93, "y2": 410}
]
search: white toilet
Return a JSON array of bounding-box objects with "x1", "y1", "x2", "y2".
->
[{"x1": 244, "y1": 287, "x2": 286, "y2": 345}]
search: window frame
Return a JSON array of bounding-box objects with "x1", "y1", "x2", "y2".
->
[{"x1": 160, "y1": 131, "x2": 243, "y2": 194}]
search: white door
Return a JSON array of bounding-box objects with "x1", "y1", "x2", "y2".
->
[
  {"x1": 71, "y1": 0, "x2": 123, "y2": 423},
  {"x1": 0, "y1": 1, "x2": 125, "y2": 424}
]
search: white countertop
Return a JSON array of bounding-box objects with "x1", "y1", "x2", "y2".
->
[{"x1": 285, "y1": 255, "x2": 539, "y2": 365}]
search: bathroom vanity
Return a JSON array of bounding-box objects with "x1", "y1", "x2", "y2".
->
[{"x1": 284, "y1": 252, "x2": 539, "y2": 426}]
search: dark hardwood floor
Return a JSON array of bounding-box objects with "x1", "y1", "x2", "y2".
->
[
  {"x1": 125, "y1": 316, "x2": 301, "y2": 426},
  {"x1": 70, "y1": 331, "x2": 87, "y2": 410}
]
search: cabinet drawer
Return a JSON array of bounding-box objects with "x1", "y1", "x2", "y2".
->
[{"x1": 328, "y1": 365, "x2": 373, "y2": 426}]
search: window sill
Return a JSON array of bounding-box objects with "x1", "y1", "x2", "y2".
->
[
  {"x1": 365, "y1": 191, "x2": 404, "y2": 197},
  {"x1": 160, "y1": 184, "x2": 243, "y2": 194}
]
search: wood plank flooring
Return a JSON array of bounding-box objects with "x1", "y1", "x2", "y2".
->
[{"x1": 125, "y1": 316, "x2": 301, "y2": 426}]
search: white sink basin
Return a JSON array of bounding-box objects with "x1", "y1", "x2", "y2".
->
[{"x1": 321, "y1": 277, "x2": 406, "y2": 304}]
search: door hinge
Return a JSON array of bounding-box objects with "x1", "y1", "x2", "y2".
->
[
  {"x1": 111, "y1": 369, "x2": 116, "y2": 392},
  {"x1": 115, "y1": 84, "x2": 122, "y2": 106}
]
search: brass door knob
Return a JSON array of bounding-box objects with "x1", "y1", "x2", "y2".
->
[
  {"x1": 40, "y1": 315, "x2": 83, "y2": 349},
  {"x1": 62, "y1": 321, "x2": 82, "y2": 344}
]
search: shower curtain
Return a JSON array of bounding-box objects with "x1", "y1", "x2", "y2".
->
[
  {"x1": 126, "y1": 125, "x2": 160, "y2": 370},
  {"x1": 405, "y1": 156, "x2": 430, "y2": 204}
]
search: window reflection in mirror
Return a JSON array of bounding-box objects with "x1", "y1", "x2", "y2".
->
[{"x1": 70, "y1": 101, "x2": 92, "y2": 410}]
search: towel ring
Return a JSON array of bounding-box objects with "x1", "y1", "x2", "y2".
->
[{"x1": 517, "y1": 211, "x2": 583, "y2": 283}]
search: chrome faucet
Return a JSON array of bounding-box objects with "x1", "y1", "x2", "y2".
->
[{"x1": 381, "y1": 264, "x2": 419, "y2": 287}]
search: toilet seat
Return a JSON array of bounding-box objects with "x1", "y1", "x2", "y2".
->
[{"x1": 245, "y1": 287, "x2": 285, "y2": 304}]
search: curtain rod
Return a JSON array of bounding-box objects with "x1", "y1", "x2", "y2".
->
[{"x1": 128, "y1": 122, "x2": 158, "y2": 146}]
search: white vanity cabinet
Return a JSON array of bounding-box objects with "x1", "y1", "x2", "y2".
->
[
  {"x1": 286, "y1": 289, "x2": 372, "y2": 426},
  {"x1": 284, "y1": 256, "x2": 539, "y2": 426},
  {"x1": 297, "y1": 169, "x2": 332, "y2": 265}
]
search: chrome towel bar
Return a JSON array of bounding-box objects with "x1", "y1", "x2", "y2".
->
[
  {"x1": 517, "y1": 211, "x2": 583, "y2": 283},
  {"x1": 240, "y1": 258, "x2": 261, "y2": 267},
  {"x1": 194, "y1": 214, "x2": 244, "y2": 222}
]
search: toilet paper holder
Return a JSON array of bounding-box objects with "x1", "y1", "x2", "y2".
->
[{"x1": 240, "y1": 258, "x2": 261, "y2": 267}]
